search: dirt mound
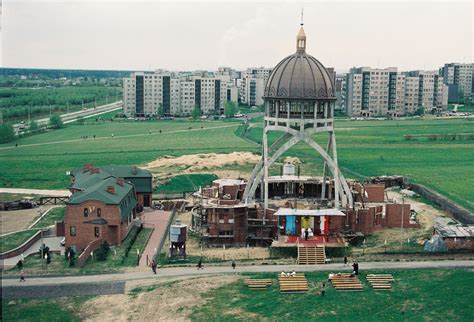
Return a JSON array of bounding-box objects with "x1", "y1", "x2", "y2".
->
[
  {"x1": 144, "y1": 152, "x2": 260, "y2": 172},
  {"x1": 80, "y1": 275, "x2": 239, "y2": 321}
]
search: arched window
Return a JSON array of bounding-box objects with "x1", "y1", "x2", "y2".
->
[{"x1": 84, "y1": 208, "x2": 89, "y2": 217}]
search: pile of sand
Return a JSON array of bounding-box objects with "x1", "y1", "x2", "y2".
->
[{"x1": 144, "y1": 152, "x2": 261, "y2": 172}]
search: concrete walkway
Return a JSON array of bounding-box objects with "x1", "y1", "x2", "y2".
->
[
  {"x1": 0, "y1": 236, "x2": 63, "y2": 268},
  {"x1": 2, "y1": 260, "x2": 473, "y2": 287},
  {"x1": 139, "y1": 210, "x2": 173, "y2": 267},
  {"x1": 0, "y1": 188, "x2": 71, "y2": 197}
]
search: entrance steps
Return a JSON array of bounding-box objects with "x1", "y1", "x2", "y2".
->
[{"x1": 298, "y1": 246, "x2": 326, "y2": 265}]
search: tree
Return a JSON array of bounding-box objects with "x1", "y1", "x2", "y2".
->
[
  {"x1": 0, "y1": 123, "x2": 15, "y2": 143},
  {"x1": 49, "y1": 114, "x2": 63, "y2": 129},
  {"x1": 29, "y1": 120, "x2": 39, "y2": 133},
  {"x1": 192, "y1": 105, "x2": 202, "y2": 119},
  {"x1": 158, "y1": 103, "x2": 165, "y2": 117},
  {"x1": 224, "y1": 101, "x2": 238, "y2": 118}
]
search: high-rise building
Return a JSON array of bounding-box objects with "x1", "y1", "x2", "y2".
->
[
  {"x1": 440, "y1": 63, "x2": 473, "y2": 103},
  {"x1": 345, "y1": 67, "x2": 446, "y2": 117},
  {"x1": 123, "y1": 71, "x2": 234, "y2": 117},
  {"x1": 240, "y1": 67, "x2": 272, "y2": 107}
]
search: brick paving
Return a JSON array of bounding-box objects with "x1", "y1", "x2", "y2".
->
[{"x1": 139, "y1": 209, "x2": 172, "y2": 267}]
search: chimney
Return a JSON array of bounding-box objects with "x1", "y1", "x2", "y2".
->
[
  {"x1": 106, "y1": 186, "x2": 115, "y2": 194},
  {"x1": 116, "y1": 177, "x2": 124, "y2": 186}
]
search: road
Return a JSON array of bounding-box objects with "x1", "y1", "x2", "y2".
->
[
  {"x1": 13, "y1": 101, "x2": 123, "y2": 135},
  {"x1": 0, "y1": 188, "x2": 71, "y2": 197},
  {"x1": 2, "y1": 260, "x2": 473, "y2": 287}
]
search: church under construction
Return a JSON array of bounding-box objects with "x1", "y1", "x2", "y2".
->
[{"x1": 191, "y1": 23, "x2": 418, "y2": 252}]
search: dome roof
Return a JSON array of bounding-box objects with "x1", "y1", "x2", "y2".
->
[{"x1": 264, "y1": 27, "x2": 335, "y2": 100}]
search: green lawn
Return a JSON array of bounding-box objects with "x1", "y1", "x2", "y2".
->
[
  {"x1": 7, "y1": 227, "x2": 153, "y2": 275},
  {"x1": 191, "y1": 269, "x2": 474, "y2": 321},
  {"x1": 0, "y1": 229, "x2": 40, "y2": 253},
  {"x1": 0, "y1": 119, "x2": 257, "y2": 189},
  {"x1": 244, "y1": 118, "x2": 474, "y2": 212},
  {"x1": 1, "y1": 117, "x2": 473, "y2": 212},
  {"x1": 1, "y1": 296, "x2": 90, "y2": 322},
  {"x1": 155, "y1": 173, "x2": 218, "y2": 194},
  {"x1": 31, "y1": 207, "x2": 65, "y2": 229}
]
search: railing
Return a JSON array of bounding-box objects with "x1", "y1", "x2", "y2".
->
[
  {"x1": 76, "y1": 239, "x2": 102, "y2": 267},
  {"x1": 0, "y1": 227, "x2": 55, "y2": 260}
]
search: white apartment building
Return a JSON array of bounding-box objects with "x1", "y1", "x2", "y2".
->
[
  {"x1": 440, "y1": 63, "x2": 473, "y2": 103},
  {"x1": 123, "y1": 71, "x2": 233, "y2": 117},
  {"x1": 240, "y1": 67, "x2": 272, "y2": 106},
  {"x1": 345, "y1": 67, "x2": 446, "y2": 117}
]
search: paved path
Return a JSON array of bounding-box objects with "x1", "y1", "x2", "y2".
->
[
  {"x1": 0, "y1": 188, "x2": 71, "y2": 197},
  {"x1": 2, "y1": 260, "x2": 473, "y2": 287},
  {"x1": 1, "y1": 236, "x2": 63, "y2": 268},
  {"x1": 139, "y1": 210, "x2": 173, "y2": 267}
]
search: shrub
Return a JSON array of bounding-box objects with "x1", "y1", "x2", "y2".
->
[
  {"x1": 428, "y1": 134, "x2": 438, "y2": 141},
  {"x1": 404, "y1": 134, "x2": 415, "y2": 141},
  {"x1": 0, "y1": 123, "x2": 15, "y2": 143},
  {"x1": 95, "y1": 241, "x2": 110, "y2": 261},
  {"x1": 49, "y1": 114, "x2": 63, "y2": 129}
]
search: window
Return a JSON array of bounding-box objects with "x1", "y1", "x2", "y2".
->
[
  {"x1": 95, "y1": 227, "x2": 100, "y2": 237},
  {"x1": 70, "y1": 226, "x2": 76, "y2": 236},
  {"x1": 97, "y1": 208, "x2": 101, "y2": 217},
  {"x1": 84, "y1": 208, "x2": 89, "y2": 217}
]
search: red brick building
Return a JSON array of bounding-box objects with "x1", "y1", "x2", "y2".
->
[{"x1": 65, "y1": 174, "x2": 138, "y2": 254}]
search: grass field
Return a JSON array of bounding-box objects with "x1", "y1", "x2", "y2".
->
[
  {"x1": 6, "y1": 227, "x2": 153, "y2": 275},
  {"x1": 0, "y1": 229, "x2": 39, "y2": 253},
  {"x1": 155, "y1": 174, "x2": 218, "y2": 194},
  {"x1": 244, "y1": 117, "x2": 474, "y2": 212},
  {"x1": 1, "y1": 117, "x2": 473, "y2": 212},
  {"x1": 2, "y1": 268, "x2": 472, "y2": 321},
  {"x1": 190, "y1": 269, "x2": 474, "y2": 321},
  {"x1": 30, "y1": 207, "x2": 65, "y2": 229}
]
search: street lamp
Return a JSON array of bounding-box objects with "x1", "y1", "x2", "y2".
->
[{"x1": 400, "y1": 194, "x2": 406, "y2": 249}]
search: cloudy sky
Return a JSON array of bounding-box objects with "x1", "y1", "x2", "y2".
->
[{"x1": 1, "y1": 0, "x2": 472, "y2": 72}]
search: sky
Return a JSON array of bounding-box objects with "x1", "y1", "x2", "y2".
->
[{"x1": 1, "y1": 0, "x2": 473, "y2": 73}]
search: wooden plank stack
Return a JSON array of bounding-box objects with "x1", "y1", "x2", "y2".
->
[
  {"x1": 244, "y1": 279, "x2": 273, "y2": 290},
  {"x1": 278, "y1": 274, "x2": 309, "y2": 293},
  {"x1": 366, "y1": 274, "x2": 394, "y2": 291},
  {"x1": 330, "y1": 273, "x2": 364, "y2": 291}
]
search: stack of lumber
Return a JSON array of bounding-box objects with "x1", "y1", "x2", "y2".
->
[
  {"x1": 366, "y1": 274, "x2": 394, "y2": 291},
  {"x1": 244, "y1": 279, "x2": 272, "y2": 290},
  {"x1": 278, "y1": 274, "x2": 309, "y2": 293},
  {"x1": 330, "y1": 273, "x2": 363, "y2": 291}
]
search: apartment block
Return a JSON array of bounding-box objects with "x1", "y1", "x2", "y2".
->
[
  {"x1": 345, "y1": 67, "x2": 446, "y2": 117},
  {"x1": 123, "y1": 71, "x2": 234, "y2": 117},
  {"x1": 240, "y1": 67, "x2": 272, "y2": 107},
  {"x1": 440, "y1": 63, "x2": 473, "y2": 103}
]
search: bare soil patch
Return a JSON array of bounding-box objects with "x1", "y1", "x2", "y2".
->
[
  {"x1": 80, "y1": 275, "x2": 239, "y2": 321},
  {"x1": 144, "y1": 152, "x2": 260, "y2": 173},
  {"x1": 0, "y1": 205, "x2": 53, "y2": 234},
  {"x1": 177, "y1": 212, "x2": 270, "y2": 260}
]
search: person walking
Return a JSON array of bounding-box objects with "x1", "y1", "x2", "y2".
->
[
  {"x1": 320, "y1": 282, "x2": 326, "y2": 297},
  {"x1": 231, "y1": 259, "x2": 236, "y2": 270},
  {"x1": 304, "y1": 229, "x2": 309, "y2": 241},
  {"x1": 197, "y1": 257, "x2": 203, "y2": 270},
  {"x1": 343, "y1": 256, "x2": 348, "y2": 266},
  {"x1": 352, "y1": 262, "x2": 359, "y2": 275},
  {"x1": 19, "y1": 270, "x2": 25, "y2": 282},
  {"x1": 151, "y1": 259, "x2": 157, "y2": 275}
]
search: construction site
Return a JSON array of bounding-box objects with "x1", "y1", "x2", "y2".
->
[{"x1": 188, "y1": 25, "x2": 425, "y2": 265}]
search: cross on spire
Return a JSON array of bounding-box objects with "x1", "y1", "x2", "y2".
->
[{"x1": 301, "y1": 8, "x2": 304, "y2": 26}]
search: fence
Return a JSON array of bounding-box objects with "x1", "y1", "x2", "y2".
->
[
  {"x1": 152, "y1": 207, "x2": 179, "y2": 262},
  {"x1": 409, "y1": 183, "x2": 474, "y2": 224}
]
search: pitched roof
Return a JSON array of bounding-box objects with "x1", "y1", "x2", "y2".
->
[
  {"x1": 68, "y1": 175, "x2": 137, "y2": 221},
  {"x1": 71, "y1": 165, "x2": 152, "y2": 193}
]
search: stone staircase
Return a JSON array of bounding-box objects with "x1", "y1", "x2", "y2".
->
[{"x1": 297, "y1": 246, "x2": 326, "y2": 265}]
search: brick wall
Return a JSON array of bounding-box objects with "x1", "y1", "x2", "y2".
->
[
  {"x1": 65, "y1": 200, "x2": 130, "y2": 253},
  {"x1": 384, "y1": 203, "x2": 418, "y2": 228},
  {"x1": 354, "y1": 183, "x2": 385, "y2": 203}
]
